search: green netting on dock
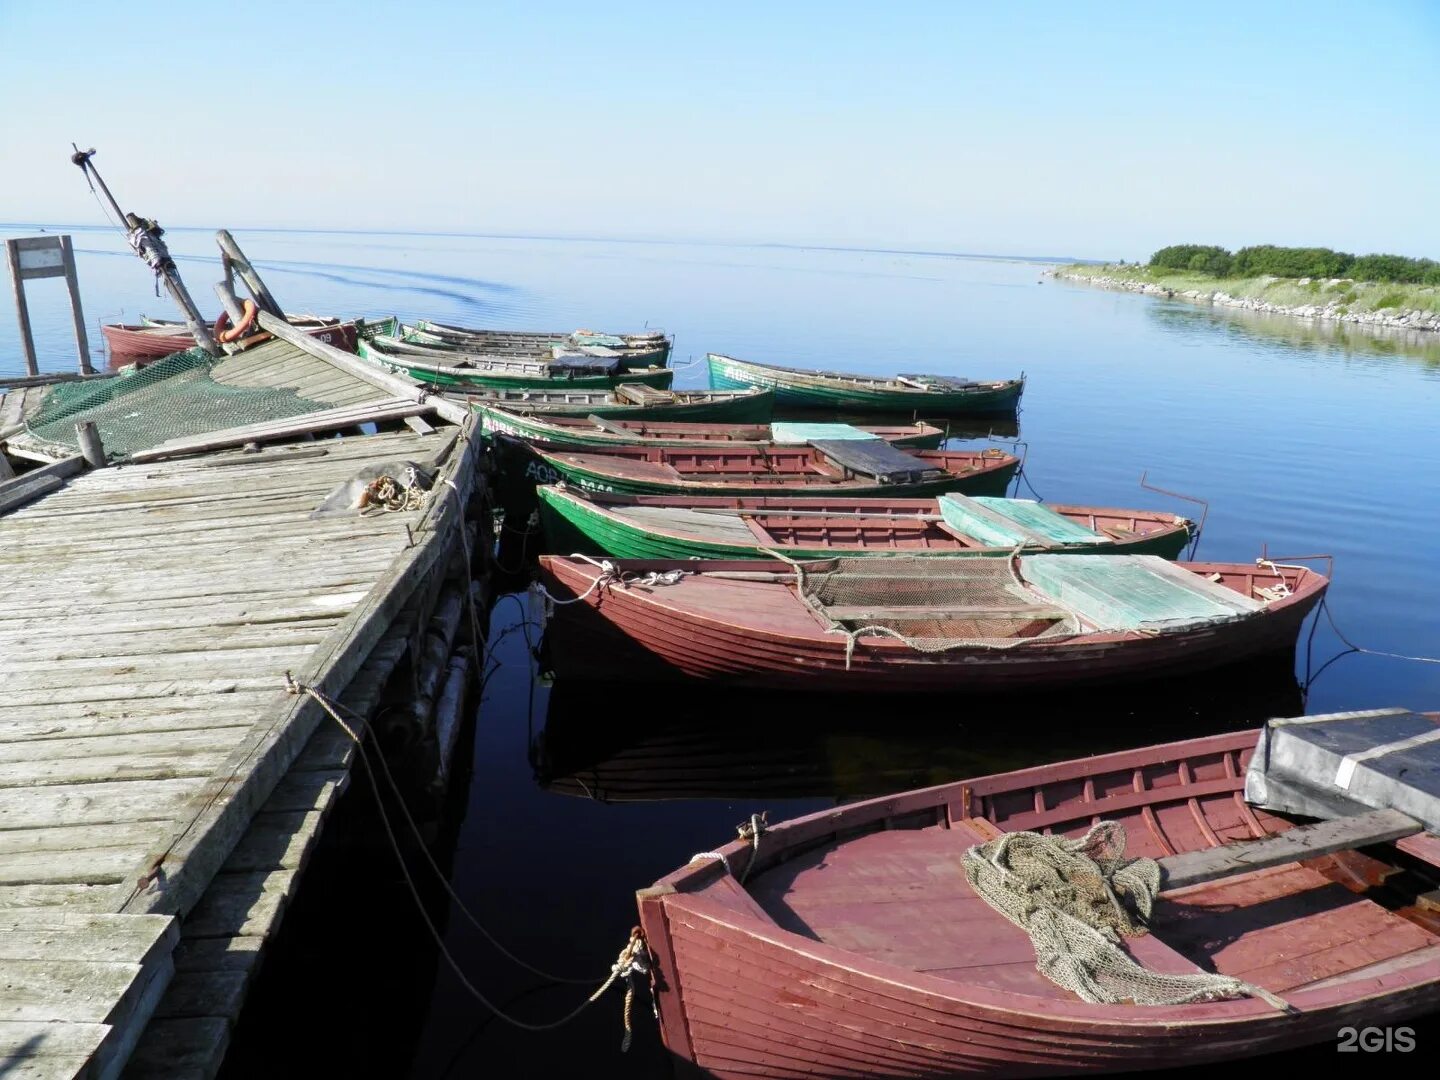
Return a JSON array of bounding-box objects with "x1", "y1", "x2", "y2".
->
[{"x1": 24, "y1": 347, "x2": 331, "y2": 460}]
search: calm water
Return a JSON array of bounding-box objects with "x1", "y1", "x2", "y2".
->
[{"x1": 5, "y1": 225, "x2": 1440, "y2": 1077}]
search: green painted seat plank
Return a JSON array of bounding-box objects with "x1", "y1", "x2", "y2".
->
[
  {"x1": 1022, "y1": 554, "x2": 1261, "y2": 631},
  {"x1": 938, "y1": 494, "x2": 1111, "y2": 548},
  {"x1": 769, "y1": 422, "x2": 877, "y2": 444}
]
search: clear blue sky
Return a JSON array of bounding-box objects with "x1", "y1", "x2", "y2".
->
[{"x1": 2, "y1": 1, "x2": 1437, "y2": 260}]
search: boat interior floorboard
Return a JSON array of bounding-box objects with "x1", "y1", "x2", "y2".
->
[{"x1": 748, "y1": 814, "x2": 1440, "y2": 1001}]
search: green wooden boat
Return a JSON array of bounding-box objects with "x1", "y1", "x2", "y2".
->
[
  {"x1": 411, "y1": 319, "x2": 672, "y2": 370},
  {"x1": 707, "y1": 353, "x2": 1024, "y2": 414},
  {"x1": 512, "y1": 439, "x2": 1019, "y2": 499},
  {"x1": 447, "y1": 385, "x2": 774, "y2": 422},
  {"x1": 355, "y1": 334, "x2": 674, "y2": 392},
  {"x1": 477, "y1": 405, "x2": 946, "y2": 451},
  {"x1": 536, "y1": 486, "x2": 1196, "y2": 561}
]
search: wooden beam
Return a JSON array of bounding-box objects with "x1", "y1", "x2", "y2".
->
[
  {"x1": 257, "y1": 312, "x2": 470, "y2": 426},
  {"x1": 823, "y1": 604, "x2": 1068, "y2": 622},
  {"x1": 127, "y1": 399, "x2": 435, "y2": 462},
  {"x1": 0, "y1": 455, "x2": 84, "y2": 515},
  {"x1": 1159, "y1": 808, "x2": 1422, "y2": 891},
  {"x1": 58, "y1": 235, "x2": 93, "y2": 374},
  {"x1": 214, "y1": 231, "x2": 283, "y2": 317},
  {"x1": 4, "y1": 240, "x2": 39, "y2": 377}
]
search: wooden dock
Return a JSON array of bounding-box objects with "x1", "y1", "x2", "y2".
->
[{"x1": 0, "y1": 403, "x2": 485, "y2": 1076}]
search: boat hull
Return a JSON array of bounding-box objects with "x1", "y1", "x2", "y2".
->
[
  {"x1": 645, "y1": 875, "x2": 1440, "y2": 1079},
  {"x1": 538, "y1": 557, "x2": 1325, "y2": 692},
  {"x1": 535, "y1": 486, "x2": 1193, "y2": 561},
  {"x1": 472, "y1": 390, "x2": 774, "y2": 423},
  {"x1": 526, "y1": 447, "x2": 1018, "y2": 500},
  {"x1": 103, "y1": 319, "x2": 357, "y2": 364},
  {"x1": 708, "y1": 354, "x2": 1024, "y2": 415},
  {"x1": 413, "y1": 320, "x2": 672, "y2": 371},
  {"x1": 638, "y1": 724, "x2": 1440, "y2": 1077},
  {"x1": 356, "y1": 339, "x2": 674, "y2": 391},
  {"x1": 476, "y1": 406, "x2": 945, "y2": 451}
]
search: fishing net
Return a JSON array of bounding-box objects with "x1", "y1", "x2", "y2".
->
[
  {"x1": 962, "y1": 823, "x2": 1291, "y2": 1010},
  {"x1": 791, "y1": 555, "x2": 1082, "y2": 655},
  {"x1": 23, "y1": 346, "x2": 333, "y2": 461}
]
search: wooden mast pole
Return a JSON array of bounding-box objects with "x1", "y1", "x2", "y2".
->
[{"x1": 70, "y1": 145, "x2": 221, "y2": 357}]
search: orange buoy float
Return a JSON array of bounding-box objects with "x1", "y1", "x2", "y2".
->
[{"x1": 214, "y1": 299, "x2": 258, "y2": 343}]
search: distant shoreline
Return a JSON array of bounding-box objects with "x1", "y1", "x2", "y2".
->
[{"x1": 1053, "y1": 264, "x2": 1440, "y2": 334}]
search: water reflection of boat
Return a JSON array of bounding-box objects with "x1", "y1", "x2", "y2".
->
[{"x1": 533, "y1": 654, "x2": 1305, "y2": 803}]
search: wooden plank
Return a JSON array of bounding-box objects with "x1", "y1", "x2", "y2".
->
[
  {"x1": 0, "y1": 456, "x2": 84, "y2": 516},
  {"x1": 0, "y1": 1020, "x2": 110, "y2": 1061},
  {"x1": 126, "y1": 400, "x2": 432, "y2": 463},
  {"x1": 178, "y1": 871, "x2": 292, "y2": 939},
  {"x1": 0, "y1": 913, "x2": 175, "y2": 965},
  {"x1": 119, "y1": 1016, "x2": 229, "y2": 1077},
  {"x1": 1159, "y1": 808, "x2": 1422, "y2": 891},
  {"x1": 823, "y1": 604, "x2": 1068, "y2": 622},
  {"x1": 150, "y1": 971, "x2": 247, "y2": 1020}
]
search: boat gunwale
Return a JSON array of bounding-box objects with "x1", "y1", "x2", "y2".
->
[
  {"x1": 645, "y1": 719, "x2": 1440, "y2": 1031},
  {"x1": 708, "y1": 352, "x2": 1024, "y2": 395},
  {"x1": 538, "y1": 484, "x2": 1195, "y2": 557},
  {"x1": 542, "y1": 554, "x2": 1327, "y2": 659}
]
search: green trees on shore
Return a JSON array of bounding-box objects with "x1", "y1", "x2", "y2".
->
[{"x1": 1148, "y1": 244, "x2": 1440, "y2": 284}]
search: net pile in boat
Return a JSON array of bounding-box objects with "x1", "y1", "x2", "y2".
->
[
  {"x1": 24, "y1": 346, "x2": 332, "y2": 460},
  {"x1": 795, "y1": 555, "x2": 1081, "y2": 653},
  {"x1": 962, "y1": 823, "x2": 1290, "y2": 1009}
]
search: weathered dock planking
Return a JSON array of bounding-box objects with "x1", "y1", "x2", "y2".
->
[
  {"x1": 0, "y1": 415, "x2": 484, "y2": 1077},
  {"x1": 121, "y1": 589, "x2": 435, "y2": 1079}
]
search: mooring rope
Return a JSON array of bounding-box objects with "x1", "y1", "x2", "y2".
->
[
  {"x1": 688, "y1": 813, "x2": 768, "y2": 883},
  {"x1": 285, "y1": 676, "x2": 648, "y2": 1043},
  {"x1": 1316, "y1": 593, "x2": 1440, "y2": 667}
]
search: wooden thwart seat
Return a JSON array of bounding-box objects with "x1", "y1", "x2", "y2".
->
[{"x1": 1158, "y1": 808, "x2": 1422, "y2": 891}]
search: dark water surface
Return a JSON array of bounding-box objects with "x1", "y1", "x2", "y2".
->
[{"x1": 5, "y1": 226, "x2": 1440, "y2": 1077}]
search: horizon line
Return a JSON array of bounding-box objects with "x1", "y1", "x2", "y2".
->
[{"x1": 0, "y1": 221, "x2": 1101, "y2": 265}]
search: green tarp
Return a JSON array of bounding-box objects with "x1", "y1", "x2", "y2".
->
[
  {"x1": 939, "y1": 494, "x2": 1108, "y2": 548},
  {"x1": 769, "y1": 422, "x2": 875, "y2": 444},
  {"x1": 1022, "y1": 554, "x2": 1261, "y2": 631}
]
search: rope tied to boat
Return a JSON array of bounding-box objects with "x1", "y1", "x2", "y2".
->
[
  {"x1": 689, "y1": 812, "x2": 768, "y2": 883},
  {"x1": 1253, "y1": 559, "x2": 1294, "y2": 600},
  {"x1": 284, "y1": 675, "x2": 653, "y2": 1043},
  {"x1": 962, "y1": 822, "x2": 1294, "y2": 1012},
  {"x1": 737, "y1": 811, "x2": 767, "y2": 883},
  {"x1": 533, "y1": 554, "x2": 688, "y2": 613}
]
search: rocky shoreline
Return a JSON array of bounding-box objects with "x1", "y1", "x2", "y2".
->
[{"x1": 1053, "y1": 268, "x2": 1440, "y2": 334}]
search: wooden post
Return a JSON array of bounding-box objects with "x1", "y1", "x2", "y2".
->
[
  {"x1": 5, "y1": 240, "x2": 39, "y2": 376},
  {"x1": 6, "y1": 235, "x2": 96, "y2": 376},
  {"x1": 58, "y1": 236, "x2": 93, "y2": 373},
  {"x1": 212, "y1": 279, "x2": 247, "y2": 326},
  {"x1": 75, "y1": 420, "x2": 107, "y2": 468},
  {"x1": 215, "y1": 231, "x2": 283, "y2": 317}
]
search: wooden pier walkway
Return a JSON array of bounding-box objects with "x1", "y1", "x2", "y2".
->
[{"x1": 0, "y1": 416, "x2": 482, "y2": 1077}]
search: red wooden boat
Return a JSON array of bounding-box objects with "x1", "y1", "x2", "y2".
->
[
  {"x1": 527, "y1": 444, "x2": 1021, "y2": 500},
  {"x1": 537, "y1": 554, "x2": 1326, "y2": 692},
  {"x1": 102, "y1": 315, "x2": 357, "y2": 365},
  {"x1": 638, "y1": 720, "x2": 1440, "y2": 1077}
]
